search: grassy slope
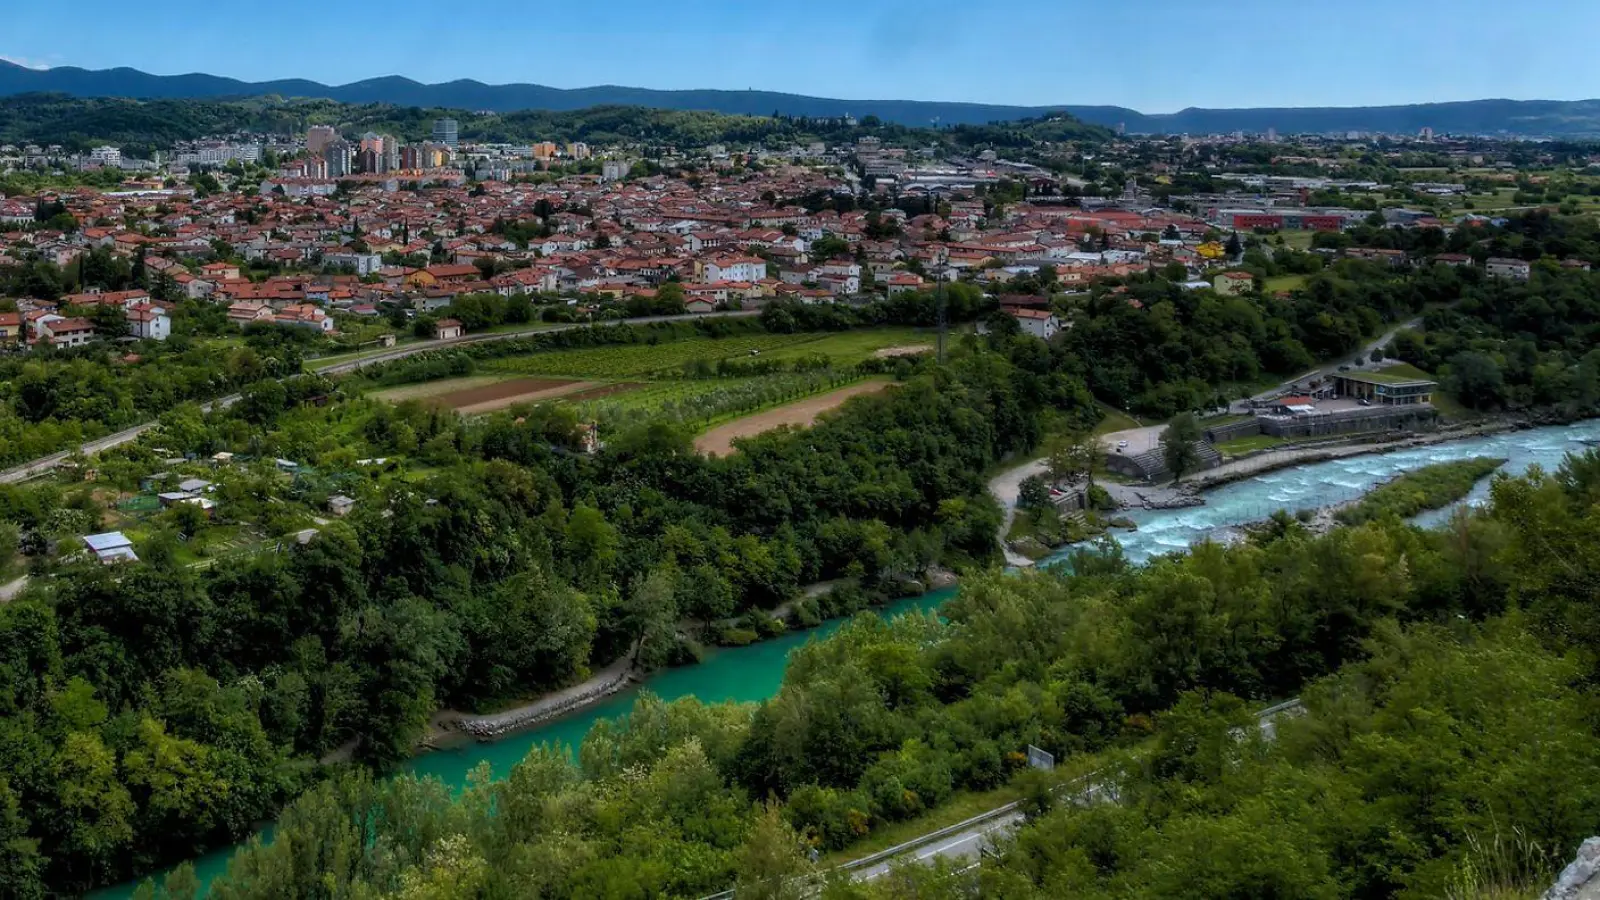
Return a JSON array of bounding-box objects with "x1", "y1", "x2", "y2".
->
[{"x1": 1214, "y1": 434, "x2": 1289, "y2": 457}]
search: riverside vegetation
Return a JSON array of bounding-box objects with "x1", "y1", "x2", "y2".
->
[
  {"x1": 0, "y1": 304, "x2": 1081, "y2": 896},
  {"x1": 142, "y1": 452, "x2": 1600, "y2": 900},
  {"x1": 10, "y1": 207, "x2": 1600, "y2": 894},
  {"x1": 1334, "y1": 456, "x2": 1505, "y2": 525}
]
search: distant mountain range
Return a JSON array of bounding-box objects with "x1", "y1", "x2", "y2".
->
[{"x1": 6, "y1": 60, "x2": 1600, "y2": 136}]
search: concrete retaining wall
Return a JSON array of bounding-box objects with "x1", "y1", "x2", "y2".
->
[
  {"x1": 1206, "y1": 419, "x2": 1264, "y2": 443},
  {"x1": 450, "y1": 670, "x2": 635, "y2": 740}
]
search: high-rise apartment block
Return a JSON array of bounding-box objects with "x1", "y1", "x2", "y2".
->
[
  {"x1": 433, "y1": 118, "x2": 459, "y2": 149},
  {"x1": 307, "y1": 125, "x2": 337, "y2": 156}
]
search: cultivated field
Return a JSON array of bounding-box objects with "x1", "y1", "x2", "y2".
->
[
  {"x1": 482, "y1": 328, "x2": 934, "y2": 379},
  {"x1": 484, "y1": 334, "x2": 822, "y2": 379},
  {"x1": 371, "y1": 375, "x2": 516, "y2": 403},
  {"x1": 374, "y1": 376, "x2": 601, "y2": 413},
  {"x1": 372, "y1": 328, "x2": 930, "y2": 430},
  {"x1": 448, "y1": 379, "x2": 602, "y2": 414},
  {"x1": 694, "y1": 380, "x2": 893, "y2": 456}
]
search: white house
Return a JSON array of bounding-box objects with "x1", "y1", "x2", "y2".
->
[
  {"x1": 127, "y1": 303, "x2": 172, "y2": 341},
  {"x1": 1486, "y1": 257, "x2": 1531, "y2": 281},
  {"x1": 702, "y1": 255, "x2": 768, "y2": 283},
  {"x1": 1011, "y1": 308, "x2": 1063, "y2": 340},
  {"x1": 324, "y1": 251, "x2": 384, "y2": 275},
  {"x1": 38, "y1": 316, "x2": 96, "y2": 348}
]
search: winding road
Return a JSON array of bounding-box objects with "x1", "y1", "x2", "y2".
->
[{"x1": 0, "y1": 310, "x2": 760, "y2": 485}]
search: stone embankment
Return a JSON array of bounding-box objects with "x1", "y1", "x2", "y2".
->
[
  {"x1": 445, "y1": 661, "x2": 636, "y2": 740},
  {"x1": 1545, "y1": 837, "x2": 1600, "y2": 900}
]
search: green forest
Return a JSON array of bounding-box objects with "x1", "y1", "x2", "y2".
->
[
  {"x1": 0, "y1": 316, "x2": 1089, "y2": 895},
  {"x1": 0, "y1": 94, "x2": 1111, "y2": 158},
  {"x1": 132, "y1": 453, "x2": 1600, "y2": 900}
]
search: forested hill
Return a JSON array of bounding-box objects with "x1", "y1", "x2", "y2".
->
[
  {"x1": 7, "y1": 59, "x2": 1600, "y2": 135},
  {"x1": 0, "y1": 94, "x2": 1112, "y2": 156}
]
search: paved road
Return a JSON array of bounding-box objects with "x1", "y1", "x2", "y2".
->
[
  {"x1": 0, "y1": 310, "x2": 761, "y2": 485},
  {"x1": 1244, "y1": 318, "x2": 1422, "y2": 407},
  {"x1": 854, "y1": 811, "x2": 1020, "y2": 882},
  {"x1": 846, "y1": 699, "x2": 1305, "y2": 886}
]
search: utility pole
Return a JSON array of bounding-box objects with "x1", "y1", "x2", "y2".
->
[{"x1": 936, "y1": 272, "x2": 948, "y2": 364}]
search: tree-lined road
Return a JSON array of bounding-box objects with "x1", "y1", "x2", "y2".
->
[
  {"x1": 0, "y1": 310, "x2": 761, "y2": 485},
  {"x1": 851, "y1": 699, "x2": 1303, "y2": 884},
  {"x1": 697, "y1": 699, "x2": 1304, "y2": 898}
]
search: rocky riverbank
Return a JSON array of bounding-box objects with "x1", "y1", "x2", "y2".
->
[
  {"x1": 1190, "y1": 420, "x2": 1518, "y2": 492},
  {"x1": 438, "y1": 658, "x2": 637, "y2": 742}
]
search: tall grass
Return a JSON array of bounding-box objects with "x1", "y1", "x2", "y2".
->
[{"x1": 1337, "y1": 457, "x2": 1506, "y2": 525}]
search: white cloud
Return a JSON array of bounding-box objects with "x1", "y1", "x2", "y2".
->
[{"x1": 0, "y1": 55, "x2": 52, "y2": 70}]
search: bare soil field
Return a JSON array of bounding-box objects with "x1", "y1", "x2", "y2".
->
[
  {"x1": 372, "y1": 375, "x2": 514, "y2": 404},
  {"x1": 561, "y1": 383, "x2": 644, "y2": 403},
  {"x1": 694, "y1": 380, "x2": 893, "y2": 457},
  {"x1": 436, "y1": 378, "x2": 594, "y2": 414}
]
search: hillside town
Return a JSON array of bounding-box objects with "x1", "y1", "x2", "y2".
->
[{"x1": 0, "y1": 117, "x2": 1584, "y2": 351}]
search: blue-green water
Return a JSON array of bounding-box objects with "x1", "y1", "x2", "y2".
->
[
  {"x1": 102, "y1": 589, "x2": 953, "y2": 898},
  {"x1": 1042, "y1": 419, "x2": 1600, "y2": 567},
  {"x1": 97, "y1": 417, "x2": 1600, "y2": 897}
]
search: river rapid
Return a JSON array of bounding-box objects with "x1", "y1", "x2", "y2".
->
[{"x1": 1047, "y1": 419, "x2": 1600, "y2": 567}]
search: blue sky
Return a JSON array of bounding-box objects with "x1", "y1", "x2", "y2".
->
[{"x1": 6, "y1": 0, "x2": 1600, "y2": 111}]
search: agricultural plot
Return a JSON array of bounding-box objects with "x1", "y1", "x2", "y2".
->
[
  {"x1": 483, "y1": 334, "x2": 823, "y2": 379},
  {"x1": 481, "y1": 329, "x2": 934, "y2": 380},
  {"x1": 574, "y1": 372, "x2": 865, "y2": 432},
  {"x1": 371, "y1": 375, "x2": 518, "y2": 403},
  {"x1": 740, "y1": 328, "x2": 934, "y2": 365},
  {"x1": 694, "y1": 380, "x2": 894, "y2": 456},
  {"x1": 373, "y1": 329, "x2": 930, "y2": 431},
  {"x1": 372, "y1": 376, "x2": 601, "y2": 413},
  {"x1": 439, "y1": 379, "x2": 601, "y2": 415}
]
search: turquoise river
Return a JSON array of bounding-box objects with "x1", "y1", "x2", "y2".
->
[{"x1": 104, "y1": 417, "x2": 1600, "y2": 897}]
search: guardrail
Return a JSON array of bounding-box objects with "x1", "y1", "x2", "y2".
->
[
  {"x1": 695, "y1": 697, "x2": 1306, "y2": 899},
  {"x1": 838, "y1": 802, "x2": 1021, "y2": 874}
]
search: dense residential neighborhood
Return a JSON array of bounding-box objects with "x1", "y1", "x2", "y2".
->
[{"x1": 3, "y1": 116, "x2": 1591, "y2": 354}]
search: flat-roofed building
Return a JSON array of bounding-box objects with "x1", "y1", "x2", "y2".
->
[{"x1": 1332, "y1": 371, "x2": 1437, "y2": 406}]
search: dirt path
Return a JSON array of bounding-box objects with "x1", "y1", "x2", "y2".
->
[
  {"x1": 986, "y1": 458, "x2": 1049, "y2": 567},
  {"x1": 0, "y1": 576, "x2": 27, "y2": 603},
  {"x1": 695, "y1": 380, "x2": 893, "y2": 456},
  {"x1": 873, "y1": 345, "x2": 933, "y2": 359}
]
